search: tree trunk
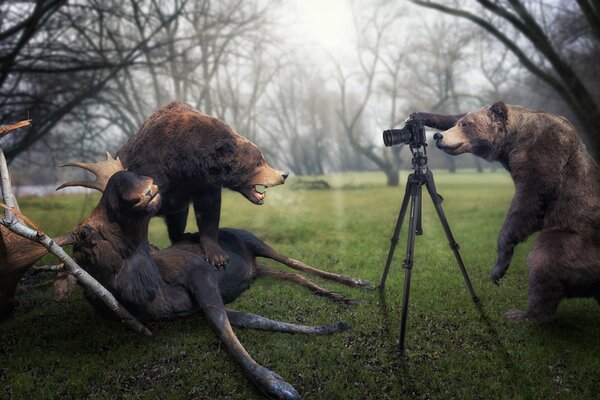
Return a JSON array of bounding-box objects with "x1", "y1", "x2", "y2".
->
[
  {"x1": 474, "y1": 156, "x2": 483, "y2": 172},
  {"x1": 386, "y1": 169, "x2": 400, "y2": 186},
  {"x1": 446, "y1": 155, "x2": 456, "y2": 173}
]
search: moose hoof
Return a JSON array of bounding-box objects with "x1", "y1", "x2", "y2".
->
[
  {"x1": 317, "y1": 321, "x2": 351, "y2": 335},
  {"x1": 254, "y1": 367, "x2": 300, "y2": 400}
]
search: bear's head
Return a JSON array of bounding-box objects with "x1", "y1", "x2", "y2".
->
[
  {"x1": 214, "y1": 135, "x2": 289, "y2": 205},
  {"x1": 434, "y1": 102, "x2": 509, "y2": 161}
]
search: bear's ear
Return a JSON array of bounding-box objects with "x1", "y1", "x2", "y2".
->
[{"x1": 490, "y1": 101, "x2": 508, "y2": 121}]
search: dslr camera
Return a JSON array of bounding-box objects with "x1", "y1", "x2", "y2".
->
[{"x1": 383, "y1": 119, "x2": 426, "y2": 147}]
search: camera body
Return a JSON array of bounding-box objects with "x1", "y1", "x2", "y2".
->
[{"x1": 383, "y1": 119, "x2": 426, "y2": 148}]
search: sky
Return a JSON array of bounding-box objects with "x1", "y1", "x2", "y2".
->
[{"x1": 285, "y1": 0, "x2": 356, "y2": 57}]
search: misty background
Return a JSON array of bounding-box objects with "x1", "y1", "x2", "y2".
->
[{"x1": 1, "y1": 0, "x2": 598, "y2": 188}]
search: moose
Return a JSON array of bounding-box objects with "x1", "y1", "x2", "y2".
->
[{"x1": 57, "y1": 155, "x2": 371, "y2": 400}]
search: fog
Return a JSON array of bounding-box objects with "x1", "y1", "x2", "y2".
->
[{"x1": 1, "y1": 0, "x2": 598, "y2": 186}]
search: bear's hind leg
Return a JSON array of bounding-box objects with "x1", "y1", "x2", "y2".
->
[{"x1": 506, "y1": 253, "x2": 563, "y2": 323}]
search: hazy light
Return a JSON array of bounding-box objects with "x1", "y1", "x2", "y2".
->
[{"x1": 291, "y1": 0, "x2": 355, "y2": 55}]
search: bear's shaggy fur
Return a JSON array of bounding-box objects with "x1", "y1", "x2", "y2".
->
[
  {"x1": 117, "y1": 102, "x2": 288, "y2": 267},
  {"x1": 432, "y1": 102, "x2": 600, "y2": 322}
]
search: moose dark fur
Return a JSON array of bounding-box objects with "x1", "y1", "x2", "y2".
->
[
  {"x1": 413, "y1": 102, "x2": 600, "y2": 322},
  {"x1": 71, "y1": 170, "x2": 370, "y2": 400},
  {"x1": 63, "y1": 102, "x2": 289, "y2": 268}
]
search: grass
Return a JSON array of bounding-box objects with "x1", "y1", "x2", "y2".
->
[{"x1": 2, "y1": 170, "x2": 600, "y2": 399}]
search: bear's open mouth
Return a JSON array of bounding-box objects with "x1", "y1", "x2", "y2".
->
[{"x1": 240, "y1": 184, "x2": 268, "y2": 205}]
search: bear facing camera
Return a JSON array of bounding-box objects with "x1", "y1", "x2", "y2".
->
[{"x1": 418, "y1": 102, "x2": 600, "y2": 323}]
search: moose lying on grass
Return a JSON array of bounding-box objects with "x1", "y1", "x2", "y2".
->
[{"x1": 59, "y1": 156, "x2": 371, "y2": 400}]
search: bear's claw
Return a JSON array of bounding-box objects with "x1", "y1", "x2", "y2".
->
[
  {"x1": 491, "y1": 260, "x2": 509, "y2": 285},
  {"x1": 199, "y1": 237, "x2": 230, "y2": 268}
]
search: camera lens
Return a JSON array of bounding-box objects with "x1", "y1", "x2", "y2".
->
[{"x1": 383, "y1": 128, "x2": 410, "y2": 147}]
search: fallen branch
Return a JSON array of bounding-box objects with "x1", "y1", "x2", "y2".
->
[
  {"x1": 32, "y1": 263, "x2": 64, "y2": 274},
  {"x1": 0, "y1": 121, "x2": 151, "y2": 336}
]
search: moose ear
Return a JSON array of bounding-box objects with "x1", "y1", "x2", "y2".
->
[{"x1": 490, "y1": 101, "x2": 508, "y2": 121}]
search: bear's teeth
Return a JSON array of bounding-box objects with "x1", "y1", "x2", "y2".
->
[{"x1": 254, "y1": 184, "x2": 267, "y2": 195}]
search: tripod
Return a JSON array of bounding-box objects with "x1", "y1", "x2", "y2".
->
[{"x1": 380, "y1": 143, "x2": 480, "y2": 355}]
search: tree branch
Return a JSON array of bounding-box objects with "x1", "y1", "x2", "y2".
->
[{"x1": 0, "y1": 123, "x2": 151, "y2": 336}]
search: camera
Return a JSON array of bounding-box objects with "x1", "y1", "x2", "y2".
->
[{"x1": 383, "y1": 119, "x2": 426, "y2": 147}]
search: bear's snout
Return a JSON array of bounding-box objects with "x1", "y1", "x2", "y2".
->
[
  {"x1": 282, "y1": 171, "x2": 289, "y2": 181},
  {"x1": 433, "y1": 132, "x2": 444, "y2": 148}
]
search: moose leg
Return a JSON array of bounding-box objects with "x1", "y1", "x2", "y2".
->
[
  {"x1": 192, "y1": 188, "x2": 229, "y2": 268},
  {"x1": 190, "y1": 268, "x2": 300, "y2": 400},
  {"x1": 252, "y1": 242, "x2": 372, "y2": 288},
  {"x1": 226, "y1": 308, "x2": 350, "y2": 334},
  {"x1": 257, "y1": 265, "x2": 359, "y2": 304},
  {"x1": 165, "y1": 208, "x2": 189, "y2": 243}
]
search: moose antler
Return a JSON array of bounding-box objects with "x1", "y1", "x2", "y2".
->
[
  {"x1": 0, "y1": 121, "x2": 151, "y2": 335},
  {"x1": 57, "y1": 152, "x2": 124, "y2": 192},
  {"x1": 0, "y1": 120, "x2": 31, "y2": 139}
]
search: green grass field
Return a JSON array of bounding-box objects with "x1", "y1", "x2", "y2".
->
[{"x1": 2, "y1": 171, "x2": 600, "y2": 399}]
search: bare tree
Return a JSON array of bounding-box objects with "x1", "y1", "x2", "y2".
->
[
  {"x1": 260, "y1": 60, "x2": 332, "y2": 175},
  {"x1": 335, "y1": 3, "x2": 405, "y2": 186},
  {"x1": 412, "y1": 0, "x2": 600, "y2": 159},
  {"x1": 401, "y1": 17, "x2": 480, "y2": 172},
  {"x1": 0, "y1": 0, "x2": 187, "y2": 161},
  {"x1": 86, "y1": 0, "x2": 277, "y2": 153}
]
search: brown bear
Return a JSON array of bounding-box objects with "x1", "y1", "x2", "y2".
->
[
  {"x1": 116, "y1": 102, "x2": 288, "y2": 267},
  {"x1": 414, "y1": 102, "x2": 600, "y2": 322}
]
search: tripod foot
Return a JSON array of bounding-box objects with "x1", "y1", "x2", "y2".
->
[{"x1": 397, "y1": 345, "x2": 408, "y2": 358}]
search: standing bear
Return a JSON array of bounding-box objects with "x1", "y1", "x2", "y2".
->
[
  {"x1": 62, "y1": 102, "x2": 288, "y2": 268},
  {"x1": 118, "y1": 102, "x2": 289, "y2": 267},
  {"x1": 414, "y1": 102, "x2": 600, "y2": 322}
]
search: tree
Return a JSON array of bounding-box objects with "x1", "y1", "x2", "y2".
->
[
  {"x1": 401, "y1": 17, "x2": 479, "y2": 172},
  {"x1": 86, "y1": 0, "x2": 276, "y2": 152},
  {"x1": 412, "y1": 0, "x2": 600, "y2": 159},
  {"x1": 260, "y1": 61, "x2": 332, "y2": 175},
  {"x1": 334, "y1": 3, "x2": 405, "y2": 186},
  {"x1": 0, "y1": 0, "x2": 187, "y2": 161}
]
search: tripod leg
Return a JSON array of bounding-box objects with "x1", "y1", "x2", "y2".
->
[
  {"x1": 380, "y1": 174, "x2": 413, "y2": 288},
  {"x1": 416, "y1": 183, "x2": 423, "y2": 236},
  {"x1": 398, "y1": 181, "x2": 421, "y2": 356},
  {"x1": 424, "y1": 170, "x2": 480, "y2": 304}
]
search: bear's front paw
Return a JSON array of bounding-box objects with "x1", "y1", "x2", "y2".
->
[
  {"x1": 199, "y1": 238, "x2": 229, "y2": 268},
  {"x1": 490, "y1": 261, "x2": 509, "y2": 285}
]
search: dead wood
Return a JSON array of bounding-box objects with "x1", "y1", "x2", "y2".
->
[{"x1": 0, "y1": 121, "x2": 151, "y2": 335}]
